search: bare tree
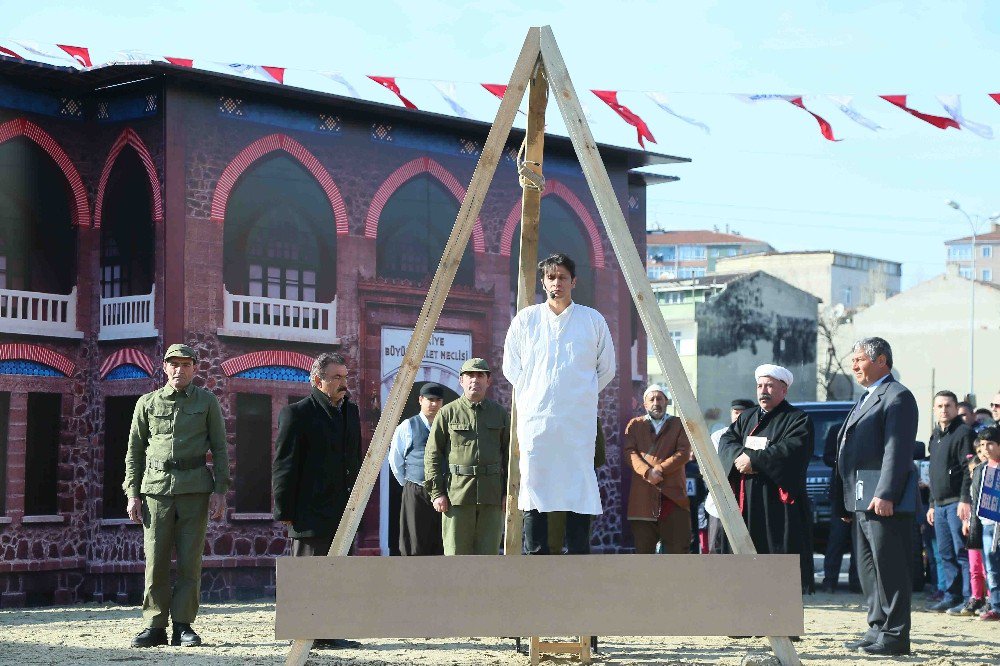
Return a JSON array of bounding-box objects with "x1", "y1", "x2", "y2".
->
[{"x1": 818, "y1": 303, "x2": 852, "y2": 400}]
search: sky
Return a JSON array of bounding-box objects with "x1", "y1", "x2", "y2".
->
[{"x1": 3, "y1": 0, "x2": 999, "y2": 289}]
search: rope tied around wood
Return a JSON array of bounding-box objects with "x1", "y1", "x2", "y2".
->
[{"x1": 517, "y1": 138, "x2": 545, "y2": 192}]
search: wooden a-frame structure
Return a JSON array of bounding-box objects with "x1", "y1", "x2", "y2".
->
[{"x1": 281, "y1": 26, "x2": 803, "y2": 666}]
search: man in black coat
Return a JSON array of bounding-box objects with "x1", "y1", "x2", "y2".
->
[
  {"x1": 833, "y1": 337, "x2": 919, "y2": 657},
  {"x1": 272, "y1": 352, "x2": 361, "y2": 558},
  {"x1": 718, "y1": 364, "x2": 813, "y2": 589}
]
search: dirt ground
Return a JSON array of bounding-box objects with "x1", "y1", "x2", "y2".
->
[{"x1": 0, "y1": 591, "x2": 997, "y2": 665}]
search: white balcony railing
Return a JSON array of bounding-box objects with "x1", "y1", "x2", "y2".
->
[
  {"x1": 0, "y1": 286, "x2": 83, "y2": 338},
  {"x1": 99, "y1": 286, "x2": 158, "y2": 340},
  {"x1": 218, "y1": 289, "x2": 339, "y2": 344}
]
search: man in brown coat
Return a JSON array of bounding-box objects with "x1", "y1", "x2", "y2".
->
[{"x1": 624, "y1": 384, "x2": 692, "y2": 553}]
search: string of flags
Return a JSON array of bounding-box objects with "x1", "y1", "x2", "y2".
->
[{"x1": 2, "y1": 38, "x2": 999, "y2": 148}]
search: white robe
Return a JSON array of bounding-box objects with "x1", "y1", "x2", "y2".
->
[{"x1": 502, "y1": 302, "x2": 615, "y2": 514}]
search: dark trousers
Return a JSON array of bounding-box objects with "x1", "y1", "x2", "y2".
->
[
  {"x1": 855, "y1": 512, "x2": 912, "y2": 646},
  {"x1": 399, "y1": 481, "x2": 443, "y2": 556},
  {"x1": 823, "y1": 514, "x2": 860, "y2": 590},
  {"x1": 292, "y1": 533, "x2": 334, "y2": 557},
  {"x1": 523, "y1": 510, "x2": 591, "y2": 554},
  {"x1": 629, "y1": 508, "x2": 691, "y2": 554}
]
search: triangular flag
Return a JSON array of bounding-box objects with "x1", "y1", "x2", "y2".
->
[
  {"x1": 789, "y1": 97, "x2": 839, "y2": 141},
  {"x1": 260, "y1": 66, "x2": 285, "y2": 84},
  {"x1": 432, "y1": 82, "x2": 471, "y2": 118},
  {"x1": 591, "y1": 90, "x2": 655, "y2": 148},
  {"x1": 165, "y1": 56, "x2": 194, "y2": 67},
  {"x1": 645, "y1": 92, "x2": 710, "y2": 134},
  {"x1": 319, "y1": 72, "x2": 359, "y2": 97},
  {"x1": 482, "y1": 83, "x2": 507, "y2": 101},
  {"x1": 937, "y1": 95, "x2": 992, "y2": 139},
  {"x1": 367, "y1": 75, "x2": 418, "y2": 110},
  {"x1": 57, "y1": 44, "x2": 92, "y2": 67},
  {"x1": 0, "y1": 45, "x2": 22, "y2": 59},
  {"x1": 880, "y1": 95, "x2": 960, "y2": 130},
  {"x1": 991, "y1": 94, "x2": 1000, "y2": 106},
  {"x1": 733, "y1": 93, "x2": 796, "y2": 104},
  {"x1": 826, "y1": 95, "x2": 883, "y2": 132}
]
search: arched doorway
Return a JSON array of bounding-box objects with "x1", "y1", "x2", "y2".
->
[
  {"x1": 100, "y1": 148, "x2": 154, "y2": 299},
  {"x1": 0, "y1": 137, "x2": 76, "y2": 295},
  {"x1": 508, "y1": 196, "x2": 595, "y2": 312},
  {"x1": 375, "y1": 175, "x2": 474, "y2": 286},
  {"x1": 223, "y1": 154, "x2": 337, "y2": 302}
]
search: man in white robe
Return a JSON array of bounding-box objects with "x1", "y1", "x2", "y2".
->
[{"x1": 503, "y1": 253, "x2": 615, "y2": 554}]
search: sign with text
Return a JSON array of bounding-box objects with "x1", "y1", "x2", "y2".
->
[
  {"x1": 380, "y1": 326, "x2": 472, "y2": 400},
  {"x1": 979, "y1": 465, "x2": 1000, "y2": 523}
]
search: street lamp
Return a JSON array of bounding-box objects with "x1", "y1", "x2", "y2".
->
[{"x1": 946, "y1": 200, "x2": 1000, "y2": 403}]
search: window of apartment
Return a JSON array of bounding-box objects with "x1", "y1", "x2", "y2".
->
[
  {"x1": 648, "y1": 245, "x2": 675, "y2": 262},
  {"x1": 983, "y1": 246, "x2": 992, "y2": 259},
  {"x1": 983, "y1": 269, "x2": 992, "y2": 282},
  {"x1": 678, "y1": 245, "x2": 706, "y2": 260},
  {"x1": 235, "y1": 393, "x2": 272, "y2": 514},
  {"x1": 842, "y1": 286, "x2": 853, "y2": 307},
  {"x1": 670, "y1": 330, "x2": 682, "y2": 352},
  {"x1": 0, "y1": 392, "x2": 8, "y2": 514},
  {"x1": 25, "y1": 392, "x2": 62, "y2": 516},
  {"x1": 948, "y1": 245, "x2": 972, "y2": 260},
  {"x1": 959, "y1": 267, "x2": 973, "y2": 279},
  {"x1": 247, "y1": 217, "x2": 319, "y2": 302},
  {"x1": 100, "y1": 149, "x2": 154, "y2": 299},
  {"x1": 102, "y1": 395, "x2": 140, "y2": 518},
  {"x1": 659, "y1": 291, "x2": 684, "y2": 304}
]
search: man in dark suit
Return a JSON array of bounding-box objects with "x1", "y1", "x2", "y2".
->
[
  {"x1": 273, "y1": 351, "x2": 361, "y2": 556},
  {"x1": 833, "y1": 337, "x2": 919, "y2": 657}
]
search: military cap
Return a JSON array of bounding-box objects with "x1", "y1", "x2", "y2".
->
[
  {"x1": 731, "y1": 398, "x2": 756, "y2": 410},
  {"x1": 164, "y1": 344, "x2": 198, "y2": 361},
  {"x1": 420, "y1": 382, "x2": 446, "y2": 399},
  {"x1": 460, "y1": 358, "x2": 491, "y2": 374}
]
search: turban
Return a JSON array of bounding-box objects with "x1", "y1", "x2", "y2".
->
[
  {"x1": 755, "y1": 364, "x2": 793, "y2": 387},
  {"x1": 643, "y1": 383, "x2": 669, "y2": 400}
]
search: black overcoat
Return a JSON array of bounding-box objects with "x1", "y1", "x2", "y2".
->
[{"x1": 272, "y1": 387, "x2": 361, "y2": 539}]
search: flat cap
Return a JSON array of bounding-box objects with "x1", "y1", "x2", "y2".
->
[
  {"x1": 460, "y1": 357, "x2": 491, "y2": 374},
  {"x1": 164, "y1": 343, "x2": 198, "y2": 361},
  {"x1": 420, "y1": 382, "x2": 446, "y2": 399},
  {"x1": 731, "y1": 398, "x2": 756, "y2": 410}
]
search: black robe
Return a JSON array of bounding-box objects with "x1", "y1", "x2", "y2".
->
[{"x1": 717, "y1": 399, "x2": 814, "y2": 589}]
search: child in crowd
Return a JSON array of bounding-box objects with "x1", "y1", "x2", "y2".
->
[
  {"x1": 956, "y1": 447, "x2": 988, "y2": 616},
  {"x1": 968, "y1": 428, "x2": 1000, "y2": 621}
]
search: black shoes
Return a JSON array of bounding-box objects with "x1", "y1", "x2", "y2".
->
[
  {"x1": 843, "y1": 637, "x2": 874, "y2": 650},
  {"x1": 860, "y1": 641, "x2": 910, "y2": 656},
  {"x1": 171, "y1": 623, "x2": 202, "y2": 647},
  {"x1": 131, "y1": 627, "x2": 168, "y2": 648}
]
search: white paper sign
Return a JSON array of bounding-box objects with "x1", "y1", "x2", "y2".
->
[{"x1": 744, "y1": 436, "x2": 768, "y2": 451}]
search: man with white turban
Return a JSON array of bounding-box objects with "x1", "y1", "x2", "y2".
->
[{"x1": 717, "y1": 364, "x2": 814, "y2": 589}]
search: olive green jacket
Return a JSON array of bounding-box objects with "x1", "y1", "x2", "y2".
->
[
  {"x1": 123, "y1": 383, "x2": 231, "y2": 498},
  {"x1": 424, "y1": 396, "x2": 509, "y2": 506}
]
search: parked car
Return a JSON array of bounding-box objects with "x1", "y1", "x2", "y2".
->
[{"x1": 794, "y1": 400, "x2": 853, "y2": 551}]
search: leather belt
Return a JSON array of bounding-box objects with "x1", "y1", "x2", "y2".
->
[
  {"x1": 146, "y1": 456, "x2": 207, "y2": 472},
  {"x1": 449, "y1": 463, "x2": 502, "y2": 476}
]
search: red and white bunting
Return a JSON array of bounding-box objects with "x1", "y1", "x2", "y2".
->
[
  {"x1": 880, "y1": 95, "x2": 960, "y2": 130},
  {"x1": 591, "y1": 90, "x2": 655, "y2": 148},
  {"x1": 482, "y1": 83, "x2": 507, "y2": 100},
  {"x1": 260, "y1": 66, "x2": 285, "y2": 84},
  {"x1": 826, "y1": 95, "x2": 883, "y2": 132},
  {"x1": 992, "y1": 94, "x2": 1000, "y2": 106},
  {"x1": 937, "y1": 95, "x2": 992, "y2": 139},
  {"x1": 646, "y1": 92, "x2": 710, "y2": 133},
  {"x1": 164, "y1": 56, "x2": 193, "y2": 67},
  {"x1": 319, "y1": 71, "x2": 359, "y2": 97},
  {"x1": 789, "y1": 97, "x2": 838, "y2": 141},
  {"x1": 432, "y1": 81, "x2": 471, "y2": 118},
  {"x1": 57, "y1": 44, "x2": 92, "y2": 68},
  {"x1": 0, "y1": 45, "x2": 22, "y2": 59},
  {"x1": 367, "y1": 75, "x2": 417, "y2": 109}
]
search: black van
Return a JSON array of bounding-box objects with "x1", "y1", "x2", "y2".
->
[{"x1": 794, "y1": 400, "x2": 853, "y2": 549}]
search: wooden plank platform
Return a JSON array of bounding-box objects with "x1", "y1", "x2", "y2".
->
[{"x1": 275, "y1": 554, "x2": 803, "y2": 640}]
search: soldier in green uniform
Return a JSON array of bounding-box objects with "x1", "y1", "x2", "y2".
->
[
  {"x1": 425, "y1": 358, "x2": 509, "y2": 555},
  {"x1": 124, "y1": 344, "x2": 230, "y2": 649}
]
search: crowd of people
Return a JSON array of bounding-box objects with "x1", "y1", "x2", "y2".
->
[{"x1": 118, "y1": 251, "x2": 999, "y2": 659}]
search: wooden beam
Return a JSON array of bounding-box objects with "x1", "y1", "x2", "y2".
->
[
  {"x1": 276, "y1": 555, "x2": 804, "y2": 639},
  {"x1": 503, "y1": 57, "x2": 547, "y2": 556},
  {"x1": 283, "y1": 27, "x2": 542, "y2": 666},
  {"x1": 537, "y1": 26, "x2": 802, "y2": 666}
]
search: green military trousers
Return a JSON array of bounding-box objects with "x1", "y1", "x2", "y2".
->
[
  {"x1": 141, "y1": 493, "x2": 210, "y2": 627},
  {"x1": 442, "y1": 503, "x2": 503, "y2": 555}
]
